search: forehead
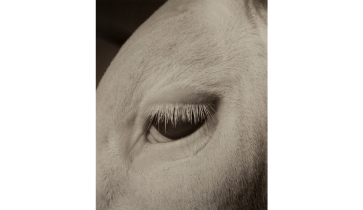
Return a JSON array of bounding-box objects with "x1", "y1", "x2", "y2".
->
[{"x1": 98, "y1": 0, "x2": 266, "y2": 113}]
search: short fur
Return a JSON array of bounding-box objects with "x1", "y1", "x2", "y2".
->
[{"x1": 97, "y1": 0, "x2": 267, "y2": 209}]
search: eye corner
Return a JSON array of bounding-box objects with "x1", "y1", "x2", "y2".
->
[{"x1": 148, "y1": 126, "x2": 174, "y2": 144}]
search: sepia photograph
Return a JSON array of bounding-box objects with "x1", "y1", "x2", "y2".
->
[{"x1": 97, "y1": 0, "x2": 267, "y2": 209}]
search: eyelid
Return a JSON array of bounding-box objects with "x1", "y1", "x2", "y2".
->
[{"x1": 139, "y1": 84, "x2": 221, "y2": 114}]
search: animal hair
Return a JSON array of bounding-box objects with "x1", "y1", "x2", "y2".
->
[{"x1": 147, "y1": 103, "x2": 214, "y2": 128}]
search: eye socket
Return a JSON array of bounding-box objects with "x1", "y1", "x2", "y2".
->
[{"x1": 151, "y1": 116, "x2": 206, "y2": 140}]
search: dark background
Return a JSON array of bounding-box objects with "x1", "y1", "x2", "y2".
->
[{"x1": 96, "y1": 0, "x2": 168, "y2": 88}]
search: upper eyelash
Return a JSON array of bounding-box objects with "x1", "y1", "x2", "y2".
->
[{"x1": 147, "y1": 103, "x2": 215, "y2": 127}]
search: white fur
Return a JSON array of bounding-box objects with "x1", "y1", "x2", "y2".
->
[{"x1": 97, "y1": 0, "x2": 267, "y2": 209}]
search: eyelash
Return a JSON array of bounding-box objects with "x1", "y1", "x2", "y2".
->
[{"x1": 145, "y1": 103, "x2": 215, "y2": 131}]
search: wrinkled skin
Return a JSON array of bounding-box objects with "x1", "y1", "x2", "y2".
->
[{"x1": 97, "y1": 0, "x2": 267, "y2": 209}]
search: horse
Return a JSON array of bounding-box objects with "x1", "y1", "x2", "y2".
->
[{"x1": 96, "y1": 0, "x2": 267, "y2": 209}]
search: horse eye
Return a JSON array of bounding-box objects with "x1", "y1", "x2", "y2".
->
[{"x1": 151, "y1": 117, "x2": 206, "y2": 140}]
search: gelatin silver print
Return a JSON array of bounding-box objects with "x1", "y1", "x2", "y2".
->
[{"x1": 97, "y1": 0, "x2": 267, "y2": 209}]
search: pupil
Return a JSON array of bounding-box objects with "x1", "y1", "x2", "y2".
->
[{"x1": 152, "y1": 117, "x2": 206, "y2": 140}]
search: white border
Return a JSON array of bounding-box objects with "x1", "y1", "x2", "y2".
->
[
  {"x1": 1, "y1": 0, "x2": 362, "y2": 209},
  {"x1": 0, "y1": 0, "x2": 95, "y2": 209},
  {"x1": 269, "y1": 1, "x2": 363, "y2": 209}
]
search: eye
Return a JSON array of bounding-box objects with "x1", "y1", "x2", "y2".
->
[
  {"x1": 151, "y1": 116, "x2": 206, "y2": 140},
  {"x1": 146, "y1": 103, "x2": 214, "y2": 143}
]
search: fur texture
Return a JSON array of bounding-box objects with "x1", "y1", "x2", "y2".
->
[{"x1": 97, "y1": 0, "x2": 267, "y2": 209}]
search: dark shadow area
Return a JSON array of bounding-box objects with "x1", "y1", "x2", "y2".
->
[{"x1": 96, "y1": 0, "x2": 167, "y2": 88}]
